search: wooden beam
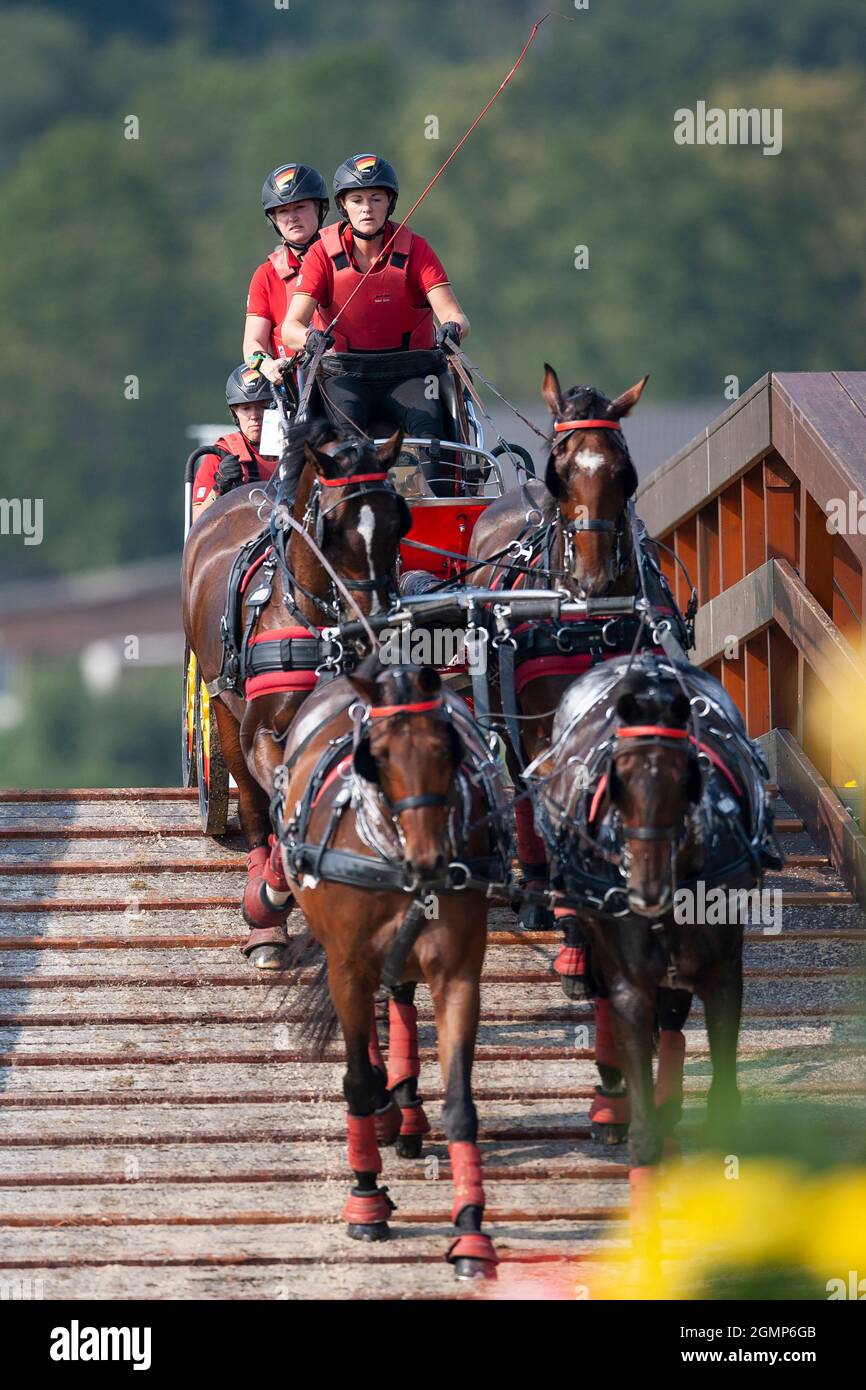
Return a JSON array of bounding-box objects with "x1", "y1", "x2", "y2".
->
[{"x1": 773, "y1": 728, "x2": 866, "y2": 904}]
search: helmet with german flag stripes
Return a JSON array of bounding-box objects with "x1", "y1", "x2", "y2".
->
[
  {"x1": 333, "y1": 154, "x2": 398, "y2": 215},
  {"x1": 225, "y1": 364, "x2": 272, "y2": 409},
  {"x1": 261, "y1": 163, "x2": 329, "y2": 223}
]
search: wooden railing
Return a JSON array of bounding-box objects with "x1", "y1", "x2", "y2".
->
[{"x1": 637, "y1": 372, "x2": 866, "y2": 895}]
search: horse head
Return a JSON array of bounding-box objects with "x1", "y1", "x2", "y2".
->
[
  {"x1": 286, "y1": 421, "x2": 412, "y2": 615},
  {"x1": 608, "y1": 672, "x2": 702, "y2": 917},
  {"x1": 348, "y1": 661, "x2": 464, "y2": 882},
  {"x1": 541, "y1": 364, "x2": 647, "y2": 597}
]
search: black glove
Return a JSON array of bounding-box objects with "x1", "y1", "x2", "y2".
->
[
  {"x1": 213, "y1": 454, "x2": 245, "y2": 495},
  {"x1": 436, "y1": 321, "x2": 462, "y2": 351},
  {"x1": 303, "y1": 327, "x2": 334, "y2": 361}
]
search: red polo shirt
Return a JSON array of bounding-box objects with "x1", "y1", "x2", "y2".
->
[{"x1": 246, "y1": 244, "x2": 306, "y2": 358}]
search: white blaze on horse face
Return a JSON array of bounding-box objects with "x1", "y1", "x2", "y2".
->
[
  {"x1": 574, "y1": 449, "x2": 607, "y2": 475},
  {"x1": 357, "y1": 504, "x2": 379, "y2": 613}
]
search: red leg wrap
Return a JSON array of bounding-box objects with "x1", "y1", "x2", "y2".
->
[
  {"x1": 263, "y1": 833, "x2": 291, "y2": 893},
  {"x1": 446, "y1": 1232, "x2": 498, "y2": 1265},
  {"x1": 242, "y1": 875, "x2": 291, "y2": 932},
  {"x1": 342, "y1": 1188, "x2": 394, "y2": 1225},
  {"x1": 386, "y1": 1000, "x2": 420, "y2": 1090},
  {"x1": 399, "y1": 1101, "x2": 431, "y2": 1137},
  {"x1": 589, "y1": 1087, "x2": 631, "y2": 1125},
  {"x1": 247, "y1": 846, "x2": 269, "y2": 874},
  {"x1": 553, "y1": 906, "x2": 587, "y2": 975},
  {"x1": 374, "y1": 1099, "x2": 402, "y2": 1145},
  {"x1": 554, "y1": 945, "x2": 587, "y2": 977},
  {"x1": 449, "y1": 1141, "x2": 486, "y2": 1223},
  {"x1": 594, "y1": 998, "x2": 620, "y2": 1070},
  {"x1": 654, "y1": 1029, "x2": 686, "y2": 1107},
  {"x1": 346, "y1": 1113, "x2": 381, "y2": 1175},
  {"x1": 515, "y1": 798, "x2": 547, "y2": 867}
]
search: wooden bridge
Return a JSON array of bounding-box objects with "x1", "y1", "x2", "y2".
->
[{"x1": 1, "y1": 373, "x2": 864, "y2": 1300}]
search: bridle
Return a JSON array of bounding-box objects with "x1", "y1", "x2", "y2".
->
[
  {"x1": 354, "y1": 692, "x2": 456, "y2": 818},
  {"x1": 607, "y1": 726, "x2": 699, "y2": 868},
  {"x1": 550, "y1": 418, "x2": 634, "y2": 583},
  {"x1": 302, "y1": 457, "x2": 407, "y2": 602}
]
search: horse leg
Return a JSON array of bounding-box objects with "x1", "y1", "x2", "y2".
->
[
  {"x1": 553, "y1": 907, "x2": 589, "y2": 1000},
  {"x1": 702, "y1": 957, "x2": 743, "y2": 1145},
  {"x1": 607, "y1": 984, "x2": 662, "y2": 1214},
  {"x1": 387, "y1": 983, "x2": 431, "y2": 1159},
  {"x1": 237, "y1": 707, "x2": 297, "y2": 969},
  {"x1": 210, "y1": 700, "x2": 287, "y2": 969},
  {"x1": 428, "y1": 971, "x2": 498, "y2": 1280},
  {"x1": 336, "y1": 974, "x2": 397, "y2": 1242},
  {"x1": 514, "y1": 798, "x2": 552, "y2": 930},
  {"x1": 655, "y1": 986, "x2": 691, "y2": 1155},
  {"x1": 590, "y1": 992, "x2": 631, "y2": 1144}
]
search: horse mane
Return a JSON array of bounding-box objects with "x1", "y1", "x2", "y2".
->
[{"x1": 275, "y1": 417, "x2": 381, "y2": 507}]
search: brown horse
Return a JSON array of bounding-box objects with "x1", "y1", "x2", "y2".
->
[
  {"x1": 182, "y1": 421, "x2": 411, "y2": 967},
  {"x1": 530, "y1": 654, "x2": 776, "y2": 1196},
  {"x1": 274, "y1": 660, "x2": 509, "y2": 1279},
  {"x1": 467, "y1": 365, "x2": 655, "y2": 953}
]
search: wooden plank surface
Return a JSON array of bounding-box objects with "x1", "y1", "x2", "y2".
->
[{"x1": 0, "y1": 787, "x2": 862, "y2": 1299}]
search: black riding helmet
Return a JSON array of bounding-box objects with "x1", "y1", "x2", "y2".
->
[
  {"x1": 226, "y1": 365, "x2": 272, "y2": 417},
  {"x1": 261, "y1": 163, "x2": 329, "y2": 247},
  {"x1": 333, "y1": 154, "x2": 398, "y2": 237}
]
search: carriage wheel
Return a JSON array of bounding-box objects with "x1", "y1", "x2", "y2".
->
[
  {"x1": 181, "y1": 644, "x2": 198, "y2": 788},
  {"x1": 195, "y1": 677, "x2": 229, "y2": 836}
]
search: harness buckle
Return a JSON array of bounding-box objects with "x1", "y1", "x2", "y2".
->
[
  {"x1": 603, "y1": 885, "x2": 631, "y2": 917},
  {"x1": 315, "y1": 636, "x2": 344, "y2": 676},
  {"x1": 446, "y1": 861, "x2": 471, "y2": 891},
  {"x1": 601, "y1": 618, "x2": 621, "y2": 648}
]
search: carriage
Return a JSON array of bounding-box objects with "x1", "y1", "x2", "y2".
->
[{"x1": 181, "y1": 359, "x2": 534, "y2": 834}]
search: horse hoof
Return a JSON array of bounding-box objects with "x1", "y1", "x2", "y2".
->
[
  {"x1": 395, "y1": 1133, "x2": 424, "y2": 1159},
  {"x1": 374, "y1": 1100, "x2": 402, "y2": 1146},
  {"x1": 518, "y1": 902, "x2": 553, "y2": 931},
  {"x1": 591, "y1": 1121, "x2": 629, "y2": 1145},
  {"x1": 248, "y1": 944, "x2": 286, "y2": 970},
  {"x1": 453, "y1": 1257, "x2": 497, "y2": 1282},
  {"x1": 347, "y1": 1222, "x2": 390, "y2": 1242},
  {"x1": 560, "y1": 973, "x2": 585, "y2": 1001}
]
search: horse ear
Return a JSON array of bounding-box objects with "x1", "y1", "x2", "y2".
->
[
  {"x1": 616, "y1": 691, "x2": 642, "y2": 725},
  {"x1": 542, "y1": 363, "x2": 564, "y2": 417},
  {"x1": 304, "y1": 440, "x2": 339, "y2": 477},
  {"x1": 376, "y1": 428, "x2": 405, "y2": 468},
  {"x1": 417, "y1": 666, "x2": 442, "y2": 697},
  {"x1": 608, "y1": 375, "x2": 649, "y2": 421},
  {"x1": 348, "y1": 651, "x2": 381, "y2": 705}
]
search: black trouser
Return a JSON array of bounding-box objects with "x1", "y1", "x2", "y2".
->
[{"x1": 318, "y1": 367, "x2": 454, "y2": 497}]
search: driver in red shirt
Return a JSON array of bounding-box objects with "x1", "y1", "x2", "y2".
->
[
  {"x1": 281, "y1": 154, "x2": 470, "y2": 494},
  {"x1": 191, "y1": 366, "x2": 278, "y2": 521},
  {"x1": 244, "y1": 163, "x2": 329, "y2": 384}
]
